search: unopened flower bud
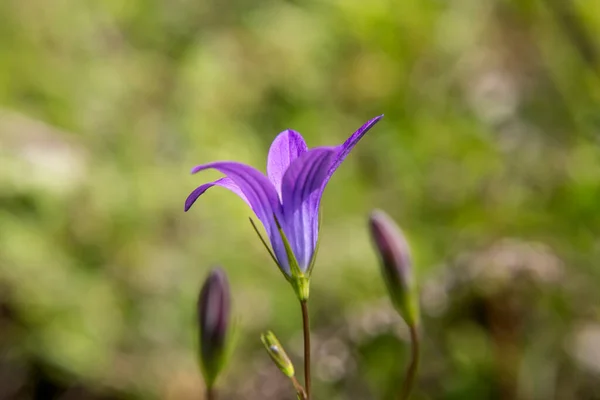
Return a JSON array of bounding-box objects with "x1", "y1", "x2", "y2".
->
[
  {"x1": 369, "y1": 210, "x2": 419, "y2": 326},
  {"x1": 261, "y1": 331, "x2": 295, "y2": 378},
  {"x1": 198, "y1": 267, "x2": 231, "y2": 388}
]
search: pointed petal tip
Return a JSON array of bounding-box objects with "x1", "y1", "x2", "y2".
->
[
  {"x1": 208, "y1": 266, "x2": 228, "y2": 282},
  {"x1": 369, "y1": 208, "x2": 387, "y2": 219},
  {"x1": 371, "y1": 114, "x2": 384, "y2": 124},
  {"x1": 369, "y1": 209, "x2": 400, "y2": 232},
  {"x1": 184, "y1": 192, "x2": 197, "y2": 212},
  {"x1": 185, "y1": 184, "x2": 209, "y2": 212}
]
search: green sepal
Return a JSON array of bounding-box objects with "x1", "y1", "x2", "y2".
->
[
  {"x1": 249, "y1": 217, "x2": 291, "y2": 283},
  {"x1": 249, "y1": 217, "x2": 279, "y2": 267},
  {"x1": 273, "y1": 216, "x2": 302, "y2": 278},
  {"x1": 392, "y1": 285, "x2": 420, "y2": 328},
  {"x1": 274, "y1": 215, "x2": 310, "y2": 301},
  {"x1": 261, "y1": 331, "x2": 295, "y2": 378},
  {"x1": 383, "y1": 262, "x2": 420, "y2": 327},
  {"x1": 197, "y1": 315, "x2": 239, "y2": 389}
]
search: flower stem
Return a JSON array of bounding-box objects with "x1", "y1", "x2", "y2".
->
[
  {"x1": 206, "y1": 386, "x2": 216, "y2": 400},
  {"x1": 291, "y1": 375, "x2": 308, "y2": 400},
  {"x1": 399, "y1": 324, "x2": 420, "y2": 400},
  {"x1": 300, "y1": 300, "x2": 311, "y2": 399}
]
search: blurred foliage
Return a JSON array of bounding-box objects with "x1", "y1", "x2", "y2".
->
[{"x1": 1, "y1": 0, "x2": 600, "y2": 399}]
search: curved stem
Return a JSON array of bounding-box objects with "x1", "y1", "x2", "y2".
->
[
  {"x1": 206, "y1": 386, "x2": 216, "y2": 400},
  {"x1": 399, "y1": 324, "x2": 420, "y2": 400},
  {"x1": 291, "y1": 375, "x2": 308, "y2": 400},
  {"x1": 300, "y1": 300, "x2": 311, "y2": 399}
]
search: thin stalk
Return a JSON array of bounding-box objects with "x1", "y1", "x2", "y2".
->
[
  {"x1": 300, "y1": 300, "x2": 311, "y2": 399},
  {"x1": 291, "y1": 376, "x2": 308, "y2": 400},
  {"x1": 399, "y1": 324, "x2": 420, "y2": 400},
  {"x1": 206, "y1": 386, "x2": 216, "y2": 400}
]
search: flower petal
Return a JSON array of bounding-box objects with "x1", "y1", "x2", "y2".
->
[
  {"x1": 185, "y1": 177, "x2": 249, "y2": 212},
  {"x1": 281, "y1": 147, "x2": 337, "y2": 271},
  {"x1": 327, "y1": 115, "x2": 383, "y2": 180},
  {"x1": 190, "y1": 161, "x2": 290, "y2": 274},
  {"x1": 267, "y1": 129, "x2": 308, "y2": 199}
]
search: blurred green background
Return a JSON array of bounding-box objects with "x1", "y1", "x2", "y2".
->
[{"x1": 1, "y1": 0, "x2": 600, "y2": 399}]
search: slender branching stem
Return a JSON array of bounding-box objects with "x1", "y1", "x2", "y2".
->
[
  {"x1": 206, "y1": 386, "x2": 216, "y2": 400},
  {"x1": 291, "y1": 376, "x2": 308, "y2": 400},
  {"x1": 300, "y1": 300, "x2": 311, "y2": 399},
  {"x1": 399, "y1": 324, "x2": 420, "y2": 400}
]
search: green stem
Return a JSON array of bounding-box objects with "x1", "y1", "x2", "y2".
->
[
  {"x1": 206, "y1": 386, "x2": 216, "y2": 400},
  {"x1": 399, "y1": 324, "x2": 420, "y2": 400},
  {"x1": 300, "y1": 300, "x2": 311, "y2": 399}
]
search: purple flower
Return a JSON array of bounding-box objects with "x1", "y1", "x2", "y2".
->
[{"x1": 185, "y1": 115, "x2": 383, "y2": 279}]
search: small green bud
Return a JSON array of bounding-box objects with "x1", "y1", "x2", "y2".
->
[
  {"x1": 369, "y1": 209, "x2": 420, "y2": 326},
  {"x1": 197, "y1": 267, "x2": 231, "y2": 388},
  {"x1": 261, "y1": 331, "x2": 295, "y2": 378}
]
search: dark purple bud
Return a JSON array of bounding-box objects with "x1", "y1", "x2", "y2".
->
[
  {"x1": 369, "y1": 210, "x2": 419, "y2": 326},
  {"x1": 198, "y1": 267, "x2": 231, "y2": 387}
]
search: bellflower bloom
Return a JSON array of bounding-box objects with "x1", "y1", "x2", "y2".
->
[{"x1": 185, "y1": 116, "x2": 383, "y2": 296}]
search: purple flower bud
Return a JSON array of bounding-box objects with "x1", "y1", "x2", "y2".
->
[
  {"x1": 197, "y1": 267, "x2": 231, "y2": 387},
  {"x1": 369, "y1": 210, "x2": 419, "y2": 326}
]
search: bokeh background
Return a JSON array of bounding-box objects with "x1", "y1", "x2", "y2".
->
[{"x1": 1, "y1": 0, "x2": 600, "y2": 399}]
